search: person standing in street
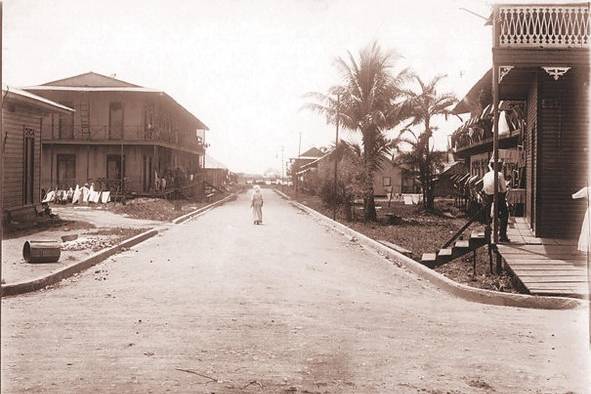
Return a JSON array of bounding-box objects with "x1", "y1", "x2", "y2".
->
[
  {"x1": 482, "y1": 158, "x2": 510, "y2": 242},
  {"x1": 251, "y1": 185, "x2": 264, "y2": 225}
]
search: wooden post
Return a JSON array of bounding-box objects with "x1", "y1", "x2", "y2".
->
[{"x1": 491, "y1": 6, "x2": 501, "y2": 274}]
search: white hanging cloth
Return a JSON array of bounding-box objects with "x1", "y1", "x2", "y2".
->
[
  {"x1": 572, "y1": 187, "x2": 590, "y2": 253},
  {"x1": 72, "y1": 185, "x2": 81, "y2": 204}
]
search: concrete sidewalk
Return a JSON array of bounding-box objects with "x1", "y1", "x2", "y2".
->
[
  {"x1": 1, "y1": 193, "x2": 237, "y2": 294},
  {"x1": 1, "y1": 214, "x2": 159, "y2": 286}
]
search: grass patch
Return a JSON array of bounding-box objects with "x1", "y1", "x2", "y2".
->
[{"x1": 286, "y1": 189, "x2": 518, "y2": 293}]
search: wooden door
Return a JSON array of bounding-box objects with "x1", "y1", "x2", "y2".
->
[{"x1": 23, "y1": 134, "x2": 35, "y2": 204}]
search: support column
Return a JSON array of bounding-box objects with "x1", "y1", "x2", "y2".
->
[{"x1": 491, "y1": 7, "x2": 501, "y2": 274}]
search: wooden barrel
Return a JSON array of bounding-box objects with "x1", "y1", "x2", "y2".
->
[{"x1": 22, "y1": 241, "x2": 61, "y2": 264}]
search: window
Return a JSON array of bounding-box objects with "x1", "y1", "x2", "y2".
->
[
  {"x1": 57, "y1": 154, "x2": 76, "y2": 188},
  {"x1": 383, "y1": 176, "x2": 391, "y2": 187},
  {"x1": 402, "y1": 174, "x2": 418, "y2": 193},
  {"x1": 59, "y1": 101, "x2": 74, "y2": 139},
  {"x1": 109, "y1": 102, "x2": 124, "y2": 139}
]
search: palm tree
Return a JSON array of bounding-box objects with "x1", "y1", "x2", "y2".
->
[
  {"x1": 396, "y1": 74, "x2": 458, "y2": 211},
  {"x1": 303, "y1": 42, "x2": 409, "y2": 221}
]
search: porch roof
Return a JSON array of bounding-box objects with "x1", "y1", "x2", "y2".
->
[{"x1": 3, "y1": 86, "x2": 74, "y2": 114}]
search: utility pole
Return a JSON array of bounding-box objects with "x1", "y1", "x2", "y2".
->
[
  {"x1": 295, "y1": 131, "x2": 302, "y2": 196},
  {"x1": 333, "y1": 94, "x2": 340, "y2": 221},
  {"x1": 280, "y1": 145, "x2": 284, "y2": 189}
]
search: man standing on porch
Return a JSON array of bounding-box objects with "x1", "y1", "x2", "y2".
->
[{"x1": 483, "y1": 159, "x2": 510, "y2": 243}]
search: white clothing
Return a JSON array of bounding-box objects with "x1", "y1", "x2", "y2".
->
[
  {"x1": 42, "y1": 191, "x2": 56, "y2": 203},
  {"x1": 572, "y1": 187, "x2": 590, "y2": 253},
  {"x1": 101, "y1": 191, "x2": 111, "y2": 203},
  {"x1": 251, "y1": 189, "x2": 263, "y2": 222},
  {"x1": 72, "y1": 185, "x2": 81, "y2": 204},
  {"x1": 81, "y1": 186, "x2": 90, "y2": 203},
  {"x1": 482, "y1": 170, "x2": 507, "y2": 195}
]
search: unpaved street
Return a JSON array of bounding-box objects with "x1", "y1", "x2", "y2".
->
[{"x1": 1, "y1": 189, "x2": 590, "y2": 393}]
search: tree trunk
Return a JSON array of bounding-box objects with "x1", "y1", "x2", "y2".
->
[
  {"x1": 422, "y1": 119, "x2": 436, "y2": 211},
  {"x1": 425, "y1": 182, "x2": 435, "y2": 211},
  {"x1": 363, "y1": 160, "x2": 377, "y2": 222},
  {"x1": 361, "y1": 130, "x2": 378, "y2": 222}
]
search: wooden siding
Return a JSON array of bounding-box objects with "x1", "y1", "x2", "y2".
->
[
  {"x1": 493, "y1": 48, "x2": 590, "y2": 67},
  {"x1": 525, "y1": 74, "x2": 538, "y2": 231},
  {"x1": 537, "y1": 67, "x2": 589, "y2": 238},
  {"x1": 2, "y1": 105, "x2": 42, "y2": 210}
]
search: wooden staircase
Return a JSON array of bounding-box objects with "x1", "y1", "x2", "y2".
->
[{"x1": 420, "y1": 231, "x2": 487, "y2": 268}]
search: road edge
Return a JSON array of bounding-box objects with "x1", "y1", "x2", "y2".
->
[
  {"x1": 172, "y1": 193, "x2": 237, "y2": 224},
  {"x1": 1, "y1": 193, "x2": 238, "y2": 297},
  {"x1": 274, "y1": 189, "x2": 584, "y2": 310}
]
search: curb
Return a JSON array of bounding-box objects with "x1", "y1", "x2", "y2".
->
[
  {"x1": 274, "y1": 189, "x2": 584, "y2": 310},
  {"x1": 1, "y1": 228, "x2": 158, "y2": 297},
  {"x1": 1, "y1": 193, "x2": 238, "y2": 297},
  {"x1": 172, "y1": 193, "x2": 237, "y2": 224}
]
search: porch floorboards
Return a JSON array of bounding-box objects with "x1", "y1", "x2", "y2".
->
[{"x1": 497, "y1": 217, "x2": 589, "y2": 298}]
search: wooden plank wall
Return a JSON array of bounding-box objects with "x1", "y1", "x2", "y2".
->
[
  {"x1": 2, "y1": 104, "x2": 42, "y2": 210},
  {"x1": 538, "y1": 67, "x2": 590, "y2": 238},
  {"x1": 525, "y1": 74, "x2": 537, "y2": 230}
]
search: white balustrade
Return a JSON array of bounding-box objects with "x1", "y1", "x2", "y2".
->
[{"x1": 497, "y1": 5, "x2": 590, "y2": 48}]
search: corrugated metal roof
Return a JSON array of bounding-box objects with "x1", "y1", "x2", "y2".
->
[
  {"x1": 204, "y1": 154, "x2": 228, "y2": 170},
  {"x1": 40, "y1": 71, "x2": 141, "y2": 88},
  {"x1": 3, "y1": 86, "x2": 75, "y2": 113},
  {"x1": 23, "y1": 75, "x2": 209, "y2": 130},
  {"x1": 22, "y1": 85, "x2": 162, "y2": 92}
]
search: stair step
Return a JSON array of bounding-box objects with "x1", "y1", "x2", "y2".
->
[
  {"x1": 470, "y1": 231, "x2": 485, "y2": 239},
  {"x1": 469, "y1": 231, "x2": 487, "y2": 248},
  {"x1": 421, "y1": 253, "x2": 437, "y2": 267},
  {"x1": 437, "y1": 248, "x2": 454, "y2": 262},
  {"x1": 455, "y1": 240, "x2": 470, "y2": 249},
  {"x1": 438, "y1": 248, "x2": 453, "y2": 257}
]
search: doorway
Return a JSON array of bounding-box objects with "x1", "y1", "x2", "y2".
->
[{"x1": 23, "y1": 132, "x2": 35, "y2": 204}]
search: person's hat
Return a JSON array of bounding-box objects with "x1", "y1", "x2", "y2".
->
[{"x1": 489, "y1": 157, "x2": 504, "y2": 164}]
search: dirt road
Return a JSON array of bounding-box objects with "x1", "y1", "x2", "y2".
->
[{"x1": 1, "y1": 189, "x2": 589, "y2": 393}]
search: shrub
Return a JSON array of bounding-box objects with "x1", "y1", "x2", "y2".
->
[{"x1": 319, "y1": 179, "x2": 355, "y2": 221}]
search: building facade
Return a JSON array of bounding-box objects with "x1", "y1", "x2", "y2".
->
[
  {"x1": 296, "y1": 146, "x2": 414, "y2": 197},
  {"x1": 2, "y1": 87, "x2": 73, "y2": 220},
  {"x1": 452, "y1": 3, "x2": 590, "y2": 238},
  {"x1": 23, "y1": 72, "x2": 208, "y2": 194}
]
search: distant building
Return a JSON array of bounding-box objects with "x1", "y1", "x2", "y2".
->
[
  {"x1": 2, "y1": 87, "x2": 74, "y2": 221},
  {"x1": 289, "y1": 147, "x2": 326, "y2": 190},
  {"x1": 202, "y1": 154, "x2": 230, "y2": 190},
  {"x1": 296, "y1": 146, "x2": 416, "y2": 196},
  {"x1": 23, "y1": 72, "x2": 208, "y2": 194}
]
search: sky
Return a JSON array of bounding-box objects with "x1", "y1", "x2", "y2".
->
[{"x1": 3, "y1": 0, "x2": 503, "y2": 174}]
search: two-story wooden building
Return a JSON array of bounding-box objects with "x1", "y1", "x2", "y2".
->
[
  {"x1": 22, "y1": 72, "x2": 208, "y2": 194},
  {"x1": 452, "y1": 2, "x2": 590, "y2": 239},
  {"x1": 2, "y1": 87, "x2": 74, "y2": 221}
]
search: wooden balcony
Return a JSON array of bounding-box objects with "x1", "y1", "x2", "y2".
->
[
  {"x1": 42, "y1": 125, "x2": 205, "y2": 154},
  {"x1": 495, "y1": 4, "x2": 590, "y2": 49}
]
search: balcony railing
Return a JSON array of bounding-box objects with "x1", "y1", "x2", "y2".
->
[
  {"x1": 451, "y1": 102, "x2": 524, "y2": 152},
  {"x1": 42, "y1": 125, "x2": 204, "y2": 151},
  {"x1": 496, "y1": 4, "x2": 590, "y2": 48}
]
